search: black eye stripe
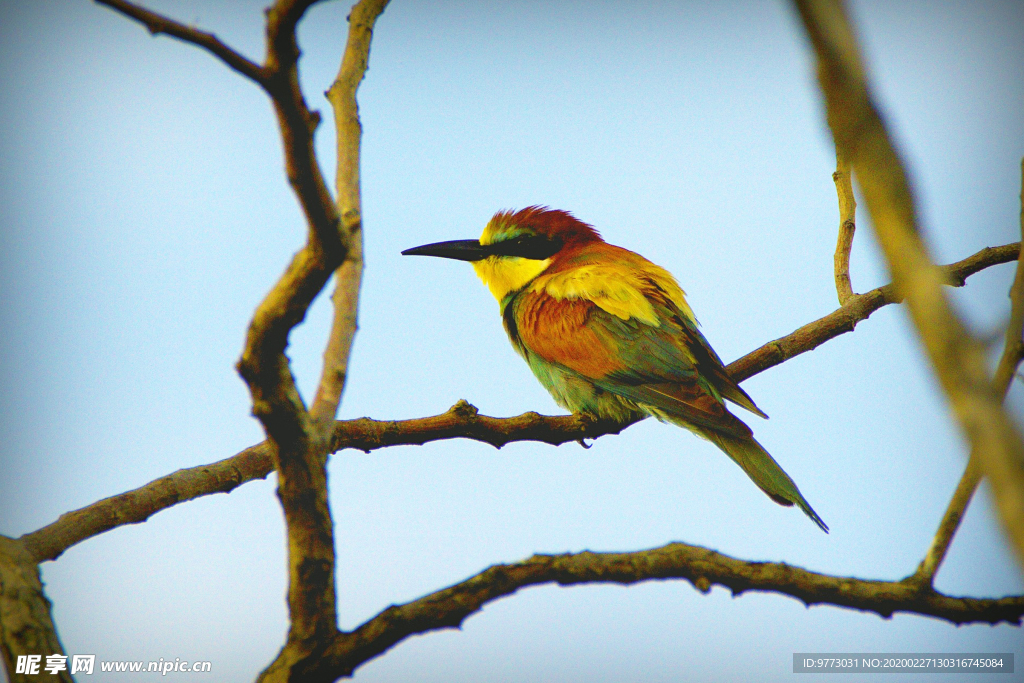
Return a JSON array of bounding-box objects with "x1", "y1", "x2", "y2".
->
[{"x1": 489, "y1": 235, "x2": 563, "y2": 260}]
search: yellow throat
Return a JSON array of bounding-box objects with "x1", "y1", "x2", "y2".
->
[{"x1": 472, "y1": 255, "x2": 552, "y2": 301}]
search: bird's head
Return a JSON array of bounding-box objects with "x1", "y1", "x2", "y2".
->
[{"x1": 402, "y1": 206, "x2": 602, "y2": 301}]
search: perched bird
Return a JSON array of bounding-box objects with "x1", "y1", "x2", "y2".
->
[{"x1": 403, "y1": 207, "x2": 827, "y2": 532}]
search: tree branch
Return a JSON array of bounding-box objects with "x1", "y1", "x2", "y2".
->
[
  {"x1": 309, "y1": 0, "x2": 390, "y2": 433},
  {"x1": 314, "y1": 542, "x2": 1024, "y2": 679},
  {"x1": 330, "y1": 400, "x2": 636, "y2": 452},
  {"x1": 727, "y1": 242, "x2": 1020, "y2": 382},
  {"x1": 261, "y1": 0, "x2": 342, "y2": 252},
  {"x1": 245, "y1": 2, "x2": 389, "y2": 678},
  {"x1": 20, "y1": 444, "x2": 274, "y2": 563},
  {"x1": 912, "y1": 458, "x2": 982, "y2": 586},
  {"x1": 18, "y1": 243, "x2": 1019, "y2": 565},
  {"x1": 832, "y1": 145, "x2": 857, "y2": 305},
  {"x1": 794, "y1": 0, "x2": 1024, "y2": 569},
  {"x1": 911, "y1": 159, "x2": 1024, "y2": 587},
  {"x1": 0, "y1": 537, "x2": 72, "y2": 683},
  {"x1": 232, "y1": 0, "x2": 347, "y2": 658},
  {"x1": 993, "y1": 158, "x2": 1024, "y2": 395},
  {"x1": 95, "y1": 0, "x2": 266, "y2": 84}
]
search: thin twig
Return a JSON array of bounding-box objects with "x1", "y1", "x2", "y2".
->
[
  {"x1": 309, "y1": 0, "x2": 390, "y2": 433},
  {"x1": 912, "y1": 460, "x2": 982, "y2": 585},
  {"x1": 833, "y1": 145, "x2": 857, "y2": 304},
  {"x1": 911, "y1": 158, "x2": 1024, "y2": 586},
  {"x1": 19, "y1": 242, "x2": 1019, "y2": 565},
  {"x1": 794, "y1": 0, "x2": 1024, "y2": 570},
  {"x1": 95, "y1": 0, "x2": 266, "y2": 84},
  {"x1": 728, "y1": 242, "x2": 1020, "y2": 382}
]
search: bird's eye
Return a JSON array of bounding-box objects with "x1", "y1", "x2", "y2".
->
[{"x1": 491, "y1": 234, "x2": 562, "y2": 260}]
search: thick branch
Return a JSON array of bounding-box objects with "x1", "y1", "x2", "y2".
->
[
  {"x1": 236, "y1": 253, "x2": 337, "y2": 650},
  {"x1": 832, "y1": 145, "x2": 857, "y2": 304},
  {"x1": 249, "y1": 2, "x2": 388, "y2": 677},
  {"x1": 95, "y1": 0, "x2": 266, "y2": 84},
  {"x1": 20, "y1": 244, "x2": 1019, "y2": 565},
  {"x1": 795, "y1": 0, "x2": 1024, "y2": 567},
  {"x1": 232, "y1": 0, "x2": 351, "y2": 655},
  {"x1": 0, "y1": 537, "x2": 72, "y2": 683},
  {"x1": 236, "y1": 0, "x2": 344, "y2": 418},
  {"x1": 316, "y1": 542, "x2": 1024, "y2": 679}
]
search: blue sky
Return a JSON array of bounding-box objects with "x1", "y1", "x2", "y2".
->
[{"x1": 1, "y1": 1, "x2": 1022, "y2": 681}]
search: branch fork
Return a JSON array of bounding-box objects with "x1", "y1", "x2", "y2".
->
[{"x1": 4, "y1": 2, "x2": 1022, "y2": 681}]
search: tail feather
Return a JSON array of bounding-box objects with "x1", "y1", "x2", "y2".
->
[{"x1": 703, "y1": 430, "x2": 828, "y2": 533}]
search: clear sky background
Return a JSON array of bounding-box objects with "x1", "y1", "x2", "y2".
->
[{"x1": 1, "y1": 1, "x2": 1022, "y2": 681}]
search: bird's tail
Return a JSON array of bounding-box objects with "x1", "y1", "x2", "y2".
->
[{"x1": 703, "y1": 430, "x2": 828, "y2": 533}]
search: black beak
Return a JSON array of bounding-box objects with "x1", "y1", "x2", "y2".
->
[{"x1": 401, "y1": 239, "x2": 491, "y2": 262}]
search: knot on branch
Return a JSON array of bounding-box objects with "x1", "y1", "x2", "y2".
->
[
  {"x1": 341, "y1": 208, "x2": 362, "y2": 235},
  {"x1": 449, "y1": 400, "x2": 479, "y2": 418}
]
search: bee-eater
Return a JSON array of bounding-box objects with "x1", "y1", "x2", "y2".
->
[{"x1": 403, "y1": 206, "x2": 827, "y2": 532}]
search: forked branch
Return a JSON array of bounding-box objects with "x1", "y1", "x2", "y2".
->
[
  {"x1": 794, "y1": 0, "x2": 1024, "y2": 568},
  {"x1": 6, "y1": 5, "x2": 1022, "y2": 682},
  {"x1": 19, "y1": 240, "x2": 1020, "y2": 565},
  {"x1": 912, "y1": 158, "x2": 1024, "y2": 585},
  {"x1": 308, "y1": 542, "x2": 1023, "y2": 679},
  {"x1": 249, "y1": 1, "x2": 388, "y2": 679}
]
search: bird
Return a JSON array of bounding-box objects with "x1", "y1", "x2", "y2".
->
[{"x1": 402, "y1": 206, "x2": 827, "y2": 532}]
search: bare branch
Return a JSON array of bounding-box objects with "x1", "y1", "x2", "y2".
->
[
  {"x1": 794, "y1": 0, "x2": 1024, "y2": 569},
  {"x1": 728, "y1": 242, "x2": 1020, "y2": 382},
  {"x1": 310, "y1": 0, "x2": 391, "y2": 432},
  {"x1": 315, "y1": 542, "x2": 1024, "y2": 679},
  {"x1": 912, "y1": 459, "x2": 982, "y2": 586},
  {"x1": 95, "y1": 0, "x2": 266, "y2": 84},
  {"x1": 912, "y1": 159, "x2": 1024, "y2": 586},
  {"x1": 236, "y1": 0, "x2": 345, "y2": 652},
  {"x1": 233, "y1": 0, "x2": 349, "y2": 449},
  {"x1": 261, "y1": 0, "x2": 342, "y2": 252},
  {"x1": 992, "y1": 157, "x2": 1024, "y2": 395},
  {"x1": 18, "y1": 244, "x2": 1019, "y2": 565},
  {"x1": 832, "y1": 145, "x2": 857, "y2": 304},
  {"x1": 20, "y1": 444, "x2": 274, "y2": 563},
  {"x1": 235, "y1": 249, "x2": 339, "y2": 646},
  {"x1": 327, "y1": 0, "x2": 389, "y2": 213},
  {"x1": 0, "y1": 537, "x2": 72, "y2": 683},
  {"x1": 242, "y1": 2, "x2": 388, "y2": 675},
  {"x1": 95, "y1": 0, "x2": 382, "y2": 653},
  {"x1": 331, "y1": 400, "x2": 635, "y2": 452}
]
